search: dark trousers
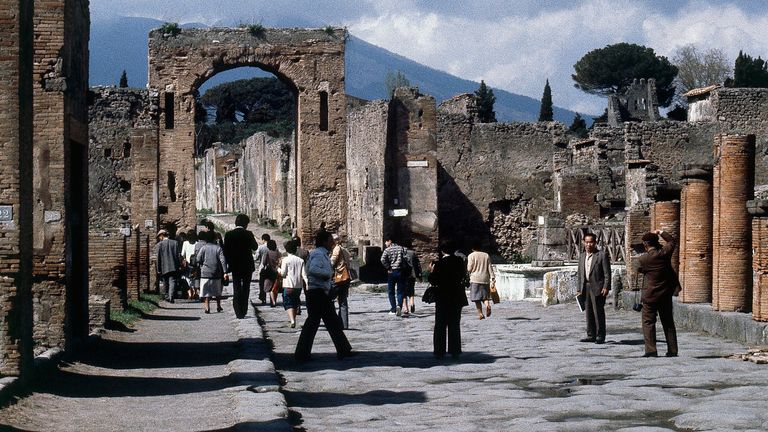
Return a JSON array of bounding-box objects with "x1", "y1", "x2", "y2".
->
[
  {"x1": 434, "y1": 303, "x2": 462, "y2": 357},
  {"x1": 642, "y1": 295, "x2": 678, "y2": 355},
  {"x1": 257, "y1": 277, "x2": 266, "y2": 304},
  {"x1": 232, "y1": 272, "x2": 251, "y2": 318},
  {"x1": 295, "y1": 289, "x2": 352, "y2": 359},
  {"x1": 585, "y1": 289, "x2": 606, "y2": 339},
  {"x1": 334, "y1": 280, "x2": 350, "y2": 329},
  {"x1": 387, "y1": 269, "x2": 406, "y2": 311},
  {"x1": 160, "y1": 272, "x2": 178, "y2": 301}
]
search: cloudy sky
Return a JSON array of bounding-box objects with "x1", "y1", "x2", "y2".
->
[{"x1": 91, "y1": 0, "x2": 768, "y2": 114}]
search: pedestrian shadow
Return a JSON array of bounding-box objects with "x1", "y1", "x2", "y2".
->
[
  {"x1": 139, "y1": 314, "x2": 201, "y2": 321},
  {"x1": 610, "y1": 339, "x2": 647, "y2": 346},
  {"x1": 204, "y1": 419, "x2": 293, "y2": 432},
  {"x1": 28, "y1": 369, "x2": 275, "y2": 398},
  {"x1": 273, "y1": 350, "x2": 501, "y2": 371},
  {"x1": 506, "y1": 317, "x2": 540, "y2": 321},
  {"x1": 283, "y1": 389, "x2": 427, "y2": 408}
]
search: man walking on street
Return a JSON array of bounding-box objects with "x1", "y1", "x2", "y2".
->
[
  {"x1": 636, "y1": 230, "x2": 679, "y2": 358},
  {"x1": 576, "y1": 233, "x2": 611, "y2": 344},
  {"x1": 255, "y1": 233, "x2": 271, "y2": 305},
  {"x1": 381, "y1": 237, "x2": 409, "y2": 316},
  {"x1": 156, "y1": 229, "x2": 181, "y2": 303},
  {"x1": 224, "y1": 214, "x2": 258, "y2": 319}
]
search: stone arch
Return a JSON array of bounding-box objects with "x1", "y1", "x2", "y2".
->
[{"x1": 148, "y1": 27, "x2": 348, "y2": 241}]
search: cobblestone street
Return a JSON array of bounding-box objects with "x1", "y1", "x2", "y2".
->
[{"x1": 260, "y1": 286, "x2": 768, "y2": 432}]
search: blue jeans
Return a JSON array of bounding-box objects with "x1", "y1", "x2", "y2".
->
[{"x1": 387, "y1": 269, "x2": 406, "y2": 311}]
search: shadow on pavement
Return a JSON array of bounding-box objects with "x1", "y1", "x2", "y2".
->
[
  {"x1": 273, "y1": 351, "x2": 501, "y2": 371},
  {"x1": 139, "y1": 314, "x2": 202, "y2": 322},
  {"x1": 284, "y1": 389, "x2": 428, "y2": 407}
]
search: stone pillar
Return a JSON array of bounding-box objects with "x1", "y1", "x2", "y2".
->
[
  {"x1": 748, "y1": 200, "x2": 768, "y2": 321},
  {"x1": 625, "y1": 204, "x2": 651, "y2": 291},
  {"x1": 712, "y1": 134, "x2": 755, "y2": 312},
  {"x1": 0, "y1": 0, "x2": 34, "y2": 378},
  {"x1": 650, "y1": 200, "x2": 680, "y2": 273},
  {"x1": 533, "y1": 213, "x2": 566, "y2": 266},
  {"x1": 679, "y1": 165, "x2": 713, "y2": 303}
]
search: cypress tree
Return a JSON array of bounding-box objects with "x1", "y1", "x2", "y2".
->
[
  {"x1": 538, "y1": 79, "x2": 553, "y2": 121},
  {"x1": 119, "y1": 70, "x2": 128, "y2": 88},
  {"x1": 475, "y1": 80, "x2": 497, "y2": 123}
]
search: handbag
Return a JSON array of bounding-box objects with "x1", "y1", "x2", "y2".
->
[
  {"x1": 422, "y1": 285, "x2": 436, "y2": 304},
  {"x1": 334, "y1": 266, "x2": 350, "y2": 284},
  {"x1": 490, "y1": 281, "x2": 500, "y2": 304}
]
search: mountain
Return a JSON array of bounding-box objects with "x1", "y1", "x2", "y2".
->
[{"x1": 90, "y1": 17, "x2": 583, "y2": 123}]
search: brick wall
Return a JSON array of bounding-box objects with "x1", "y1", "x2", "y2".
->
[{"x1": 88, "y1": 232, "x2": 127, "y2": 310}]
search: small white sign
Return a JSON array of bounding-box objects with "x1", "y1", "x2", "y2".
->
[
  {"x1": 538, "y1": 215, "x2": 545, "y2": 225},
  {"x1": 406, "y1": 160, "x2": 429, "y2": 168},
  {"x1": 389, "y1": 209, "x2": 409, "y2": 217},
  {"x1": 44, "y1": 211, "x2": 62, "y2": 223},
  {"x1": 144, "y1": 219, "x2": 154, "y2": 228}
]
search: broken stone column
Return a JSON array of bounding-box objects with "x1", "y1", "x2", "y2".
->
[
  {"x1": 712, "y1": 134, "x2": 755, "y2": 312},
  {"x1": 748, "y1": 200, "x2": 768, "y2": 321},
  {"x1": 533, "y1": 213, "x2": 566, "y2": 266},
  {"x1": 625, "y1": 204, "x2": 651, "y2": 291},
  {"x1": 650, "y1": 200, "x2": 680, "y2": 273},
  {"x1": 678, "y1": 165, "x2": 713, "y2": 303}
]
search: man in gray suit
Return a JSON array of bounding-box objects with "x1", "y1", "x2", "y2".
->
[
  {"x1": 156, "y1": 229, "x2": 181, "y2": 303},
  {"x1": 576, "y1": 233, "x2": 611, "y2": 344}
]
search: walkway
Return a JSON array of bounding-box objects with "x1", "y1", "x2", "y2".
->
[{"x1": 260, "y1": 285, "x2": 768, "y2": 432}]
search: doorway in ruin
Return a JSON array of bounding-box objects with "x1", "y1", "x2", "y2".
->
[
  {"x1": 194, "y1": 67, "x2": 298, "y2": 230},
  {"x1": 148, "y1": 27, "x2": 348, "y2": 242}
]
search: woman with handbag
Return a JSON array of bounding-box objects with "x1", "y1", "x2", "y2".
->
[
  {"x1": 195, "y1": 230, "x2": 229, "y2": 314},
  {"x1": 429, "y1": 241, "x2": 469, "y2": 359},
  {"x1": 279, "y1": 240, "x2": 308, "y2": 328},
  {"x1": 331, "y1": 233, "x2": 352, "y2": 329},
  {"x1": 467, "y1": 241, "x2": 495, "y2": 319},
  {"x1": 261, "y1": 239, "x2": 281, "y2": 307}
]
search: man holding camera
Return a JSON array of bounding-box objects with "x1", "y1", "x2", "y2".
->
[
  {"x1": 636, "y1": 230, "x2": 679, "y2": 358},
  {"x1": 576, "y1": 233, "x2": 611, "y2": 344}
]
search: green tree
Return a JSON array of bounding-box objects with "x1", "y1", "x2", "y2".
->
[
  {"x1": 119, "y1": 70, "x2": 128, "y2": 88},
  {"x1": 568, "y1": 113, "x2": 588, "y2": 138},
  {"x1": 475, "y1": 80, "x2": 496, "y2": 123},
  {"x1": 731, "y1": 50, "x2": 768, "y2": 88},
  {"x1": 538, "y1": 79, "x2": 553, "y2": 121},
  {"x1": 384, "y1": 70, "x2": 410, "y2": 96},
  {"x1": 572, "y1": 42, "x2": 678, "y2": 107}
]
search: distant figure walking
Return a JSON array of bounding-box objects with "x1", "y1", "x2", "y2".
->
[
  {"x1": 636, "y1": 230, "x2": 679, "y2": 358},
  {"x1": 156, "y1": 229, "x2": 181, "y2": 303},
  {"x1": 403, "y1": 242, "x2": 422, "y2": 314},
  {"x1": 224, "y1": 214, "x2": 258, "y2": 319},
  {"x1": 381, "y1": 237, "x2": 409, "y2": 316},
  {"x1": 576, "y1": 233, "x2": 611, "y2": 344},
  {"x1": 467, "y1": 241, "x2": 495, "y2": 319},
  {"x1": 255, "y1": 233, "x2": 271, "y2": 305},
  {"x1": 261, "y1": 239, "x2": 281, "y2": 308},
  {"x1": 279, "y1": 240, "x2": 307, "y2": 328},
  {"x1": 429, "y1": 242, "x2": 469, "y2": 359},
  {"x1": 331, "y1": 233, "x2": 352, "y2": 329},
  {"x1": 295, "y1": 231, "x2": 353, "y2": 361},
  {"x1": 180, "y1": 229, "x2": 198, "y2": 299},
  {"x1": 196, "y1": 230, "x2": 229, "y2": 314}
]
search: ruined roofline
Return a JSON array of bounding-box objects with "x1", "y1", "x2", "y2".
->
[{"x1": 148, "y1": 26, "x2": 347, "y2": 48}]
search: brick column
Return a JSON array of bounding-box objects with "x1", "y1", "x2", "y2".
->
[
  {"x1": 625, "y1": 204, "x2": 651, "y2": 291},
  {"x1": 0, "y1": 0, "x2": 34, "y2": 378},
  {"x1": 679, "y1": 165, "x2": 713, "y2": 303},
  {"x1": 650, "y1": 200, "x2": 680, "y2": 273},
  {"x1": 712, "y1": 134, "x2": 755, "y2": 312},
  {"x1": 748, "y1": 200, "x2": 768, "y2": 321}
]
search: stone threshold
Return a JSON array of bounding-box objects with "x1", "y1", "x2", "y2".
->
[{"x1": 619, "y1": 291, "x2": 768, "y2": 346}]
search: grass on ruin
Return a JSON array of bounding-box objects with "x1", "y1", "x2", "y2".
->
[{"x1": 109, "y1": 293, "x2": 162, "y2": 328}]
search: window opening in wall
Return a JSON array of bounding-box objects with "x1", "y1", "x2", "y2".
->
[
  {"x1": 165, "y1": 92, "x2": 175, "y2": 129},
  {"x1": 104, "y1": 148, "x2": 112, "y2": 158},
  {"x1": 119, "y1": 180, "x2": 131, "y2": 192},
  {"x1": 167, "y1": 171, "x2": 177, "y2": 202},
  {"x1": 123, "y1": 141, "x2": 131, "y2": 158},
  {"x1": 319, "y1": 91, "x2": 328, "y2": 131}
]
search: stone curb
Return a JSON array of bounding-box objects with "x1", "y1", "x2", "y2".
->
[{"x1": 619, "y1": 290, "x2": 768, "y2": 346}]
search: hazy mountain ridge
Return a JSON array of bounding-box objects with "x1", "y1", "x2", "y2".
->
[{"x1": 90, "y1": 17, "x2": 584, "y2": 123}]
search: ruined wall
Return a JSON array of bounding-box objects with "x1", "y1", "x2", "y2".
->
[
  {"x1": 88, "y1": 233, "x2": 127, "y2": 310},
  {"x1": 346, "y1": 100, "x2": 388, "y2": 248},
  {"x1": 32, "y1": 0, "x2": 90, "y2": 355},
  {"x1": 89, "y1": 88, "x2": 159, "y2": 230},
  {"x1": 437, "y1": 97, "x2": 567, "y2": 258},
  {"x1": 0, "y1": 0, "x2": 34, "y2": 377},
  {"x1": 238, "y1": 133, "x2": 296, "y2": 226}
]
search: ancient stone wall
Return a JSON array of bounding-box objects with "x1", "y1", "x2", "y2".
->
[
  {"x1": 346, "y1": 100, "x2": 388, "y2": 249},
  {"x1": 88, "y1": 88, "x2": 159, "y2": 230},
  {"x1": 437, "y1": 101, "x2": 567, "y2": 258},
  {"x1": 32, "y1": 0, "x2": 90, "y2": 355},
  {"x1": 0, "y1": 0, "x2": 34, "y2": 377},
  {"x1": 148, "y1": 27, "x2": 347, "y2": 243},
  {"x1": 88, "y1": 233, "x2": 127, "y2": 309}
]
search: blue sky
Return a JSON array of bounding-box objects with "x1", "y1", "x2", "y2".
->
[{"x1": 90, "y1": 0, "x2": 768, "y2": 114}]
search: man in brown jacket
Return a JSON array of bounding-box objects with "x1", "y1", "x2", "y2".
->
[{"x1": 636, "y1": 230, "x2": 679, "y2": 357}]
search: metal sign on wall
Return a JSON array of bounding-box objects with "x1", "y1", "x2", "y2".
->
[{"x1": 0, "y1": 205, "x2": 12, "y2": 222}]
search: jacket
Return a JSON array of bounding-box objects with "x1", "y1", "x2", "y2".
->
[
  {"x1": 157, "y1": 238, "x2": 181, "y2": 275},
  {"x1": 381, "y1": 243, "x2": 407, "y2": 271},
  {"x1": 637, "y1": 231, "x2": 679, "y2": 303},
  {"x1": 307, "y1": 246, "x2": 333, "y2": 294},
  {"x1": 577, "y1": 249, "x2": 611, "y2": 295},
  {"x1": 196, "y1": 242, "x2": 228, "y2": 279},
  {"x1": 429, "y1": 254, "x2": 469, "y2": 307},
  {"x1": 223, "y1": 227, "x2": 257, "y2": 274},
  {"x1": 331, "y1": 244, "x2": 352, "y2": 283}
]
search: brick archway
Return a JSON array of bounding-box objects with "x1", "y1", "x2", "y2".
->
[{"x1": 148, "y1": 27, "x2": 348, "y2": 241}]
